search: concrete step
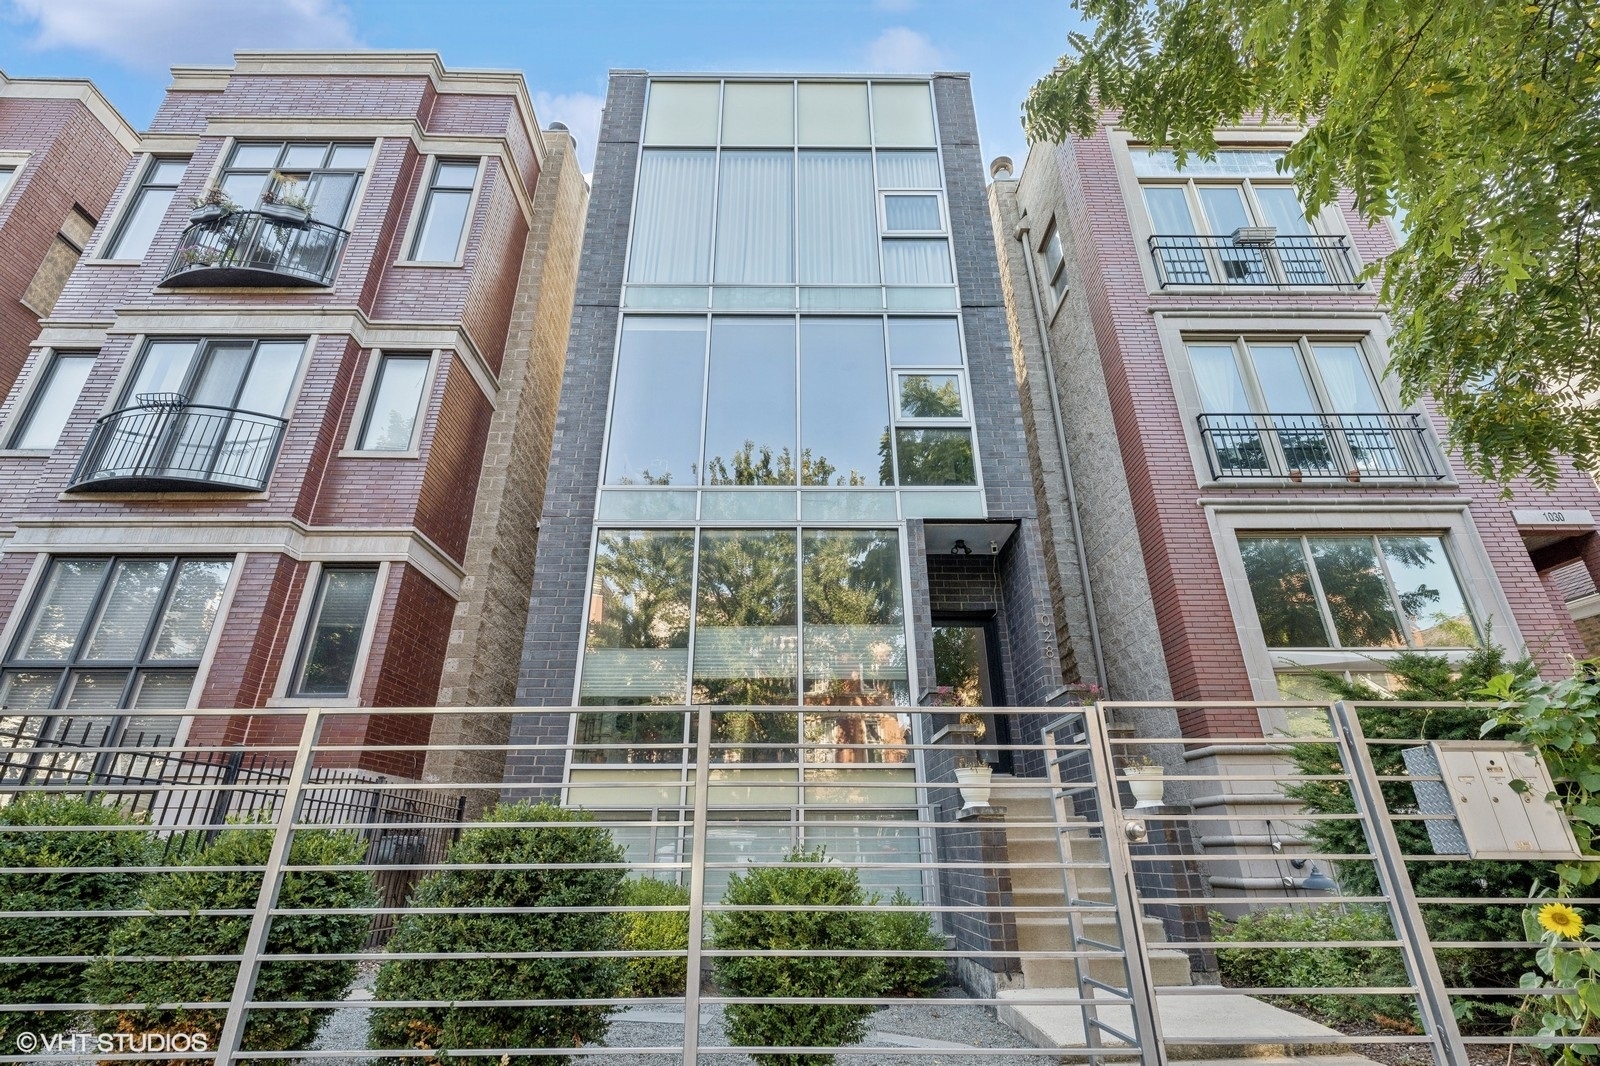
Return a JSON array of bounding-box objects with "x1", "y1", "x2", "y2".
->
[
  {"x1": 1020, "y1": 946, "x2": 1193, "y2": 989},
  {"x1": 995, "y1": 989, "x2": 1381, "y2": 1062}
]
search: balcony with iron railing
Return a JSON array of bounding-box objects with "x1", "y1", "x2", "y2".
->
[
  {"x1": 68, "y1": 393, "x2": 288, "y2": 492},
  {"x1": 1148, "y1": 230, "x2": 1361, "y2": 289},
  {"x1": 1198, "y1": 411, "x2": 1445, "y2": 482},
  {"x1": 162, "y1": 209, "x2": 349, "y2": 287}
]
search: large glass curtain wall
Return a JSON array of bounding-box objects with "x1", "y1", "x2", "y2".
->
[{"x1": 627, "y1": 79, "x2": 953, "y2": 312}]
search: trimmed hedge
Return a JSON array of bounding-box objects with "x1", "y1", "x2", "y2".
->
[
  {"x1": 0, "y1": 795, "x2": 156, "y2": 1048},
  {"x1": 368, "y1": 801, "x2": 627, "y2": 1066},
  {"x1": 618, "y1": 876, "x2": 691, "y2": 998},
  {"x1": 873, "y1": 889, "x2": 949, "y2": 996},
  {"x1": 83, "y1": 826, "x2": 375, "y2": 1062},
  {"x1": 710, "y1": 847, "x2": 884, "y2": 1066}
]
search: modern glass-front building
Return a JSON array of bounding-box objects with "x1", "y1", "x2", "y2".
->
[{"x1": 507, "y1": 71, "x2": 1069, "y2": 891}]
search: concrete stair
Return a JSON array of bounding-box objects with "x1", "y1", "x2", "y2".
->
[{"x1": 993, "y1": 779, "x2": 1192, "y2": 989}]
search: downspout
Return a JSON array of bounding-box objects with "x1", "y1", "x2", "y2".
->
[{"x1": 1014, "y1": 212, "x2": 1109, "y2": 696}]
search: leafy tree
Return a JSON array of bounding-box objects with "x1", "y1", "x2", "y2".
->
[
  {"x1": 85, "y1": 826, "x2": 375, "y2": 1063},
  {"x1": 0, "y1": 796, "x2": 156, "y2": 1048},
  {"x1": 1025, "y1": 0, "x2": 1600, "y2": 485},
  {"x1": 368, "y1": 802, "x2": 626, "y2": 1066}
]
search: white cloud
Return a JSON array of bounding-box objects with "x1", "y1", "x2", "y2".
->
[
  {"x1": 7, "y1": 0, "x2": 361, "y2": 72},
  {"x1": 532, "y1": 90, "x2": 603, "y2": 178},
  {"x1": 865, "y1": 27, "x2": 943, "y2": 73}
]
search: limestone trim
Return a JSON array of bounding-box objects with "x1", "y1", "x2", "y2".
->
[
  {"x1": 1202, "y1": 499, "x2": 1526, "y2": 716},
  {"x1": 4, "y1": 518, "x2": 463, "y2": 595},
  {"x1": 1571, "y1": 592, "x2": 1600, "y2": 622}
]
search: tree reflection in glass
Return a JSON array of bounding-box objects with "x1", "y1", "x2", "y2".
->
[
  {"x1": 693, "y1": 530, "x2": 799, "y2": 761},
  {"x1": 1307, "y1": 537, "x2": 1405, "y2": 648},
  {"x1": 577, "y1": 530, "x2": 694, "y2": 763},
  {"x1": 702, "y1": 319, "x2": 797, "y2": 486},
  {"x1": 801, "y1": 529, "x2": 910, "y2": 764},
  {"x1": 1239, "y1": 537, "x2": 1332, "y2": 648},
  {"x1": 800, "y1": 318, "x2": 889, "y2": 486}
]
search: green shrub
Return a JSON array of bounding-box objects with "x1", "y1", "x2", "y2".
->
[
  {"x1": 0, "y1": 794, "x2": 156, "y2": 1049},
  {"x1": 83, "y1": 826, "x2": 375, "y2": 1062},
  {"x1": 1215, "y1": 906, "x2": 1411, "y2": 1025},
  {"x1": 368, "y1": 801, "x2": 626, "y2": 1066},
  {"x1": 872, "y1": 889, "x2": 948, "y2": 997},
  {"x1": 710, "y1": 847, "x2": 883, "y2": 1066},
  {"x1": 618, "y1": 876, "x2": 690, "y2": 998}
]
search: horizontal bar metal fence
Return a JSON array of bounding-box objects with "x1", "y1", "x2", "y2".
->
[{"x1": 0, "y1": 702, "x2": 1581, "y2": 1064}]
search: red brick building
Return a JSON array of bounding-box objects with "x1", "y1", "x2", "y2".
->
[
  {"x1": 991, "y1": 122, "x2": 1600, "y2": 745},
  {"x1": 0, "y1": 72, "x2": 139, "y2": 399},
  {"x1": 0, "y1": 53, "x2": 586, "y2": 778}
]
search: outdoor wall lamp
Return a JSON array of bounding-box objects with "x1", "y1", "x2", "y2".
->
[{"x1": 951, "y1": 539, "x2": 972, "y2": 555}]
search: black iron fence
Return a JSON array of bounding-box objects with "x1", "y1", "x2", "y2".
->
[
  {"x1": 1148, "y1": 233, "x2": 1362, "y2": 288},
  {"x1": 163, "y1": 209, "x2": 348, "y2": 287},
  {"x1": 1198, "y1": 411, "x2": 1445, "y2": 481},
  {"x1": 70, "y1": 396, "x2": 287, "y2": 492}
]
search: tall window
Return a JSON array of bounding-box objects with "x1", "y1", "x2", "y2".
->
[
  {"x1": 357, "y1": 353, "x2": 431, "y2": 451},
  {"x1": 408, "y1": 159, "x2": 478, "y2": 262},
  {"x1": 104, "y1": 157, "x2": 188, "y2": 260},
  {"x1": 0, "y1": 556, "x2": 233, "y2": 745},
  {"x1": 124, "y1": 337, "x2": 305, "y2": 414},
  {"x1": 218, "y1": 141, "x2": 371, "y2": 226},
  {"x1": 0, "y1": 165, "x2": 16, "y2": 201},
  {"x1": 1239, "y1": 534, "x2": 1477, "y2": 651},
  {"x1": 8, "y1": 353, "x2": 95, "y2": 450},
  {"x1": 290, "y1": 566, "x2": 379, "y2": 698},
  {"x1": 1040, "y1": 223, "x2": 1068, "y2": 306}
]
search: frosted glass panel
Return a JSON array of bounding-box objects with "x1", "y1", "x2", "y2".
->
[
  {"x1": 876, "y1": 151, "x2": 941, "y2": 189},
  {"x1": 722, "y1": 82, "x2": 794, "y2": 145},
  {"x1": 714, "y1": 152, "x2": 794, "y2": 284},
  {"x1": 797, "y1": 152, "x2": 878, "y2": 283},
  {"x1": 798, "y1": 83, "x2": 870, "y2": 145},
  {"x1": 884, "y1": 194, "x2": 941, "y2": 231},
  {"x1": 883, "y1": 239, "x2": 952, "y2": 284},
  {"x1": 871, "y1": 83, "x2": 936, "y2": 147},
  {"x1": 887, "y1": 318, "x2": 962, "y2": 366},
  {"x1": 629, "y1": 150, "x2": 716, "y2": 283},
  {"x1": 644, "y1": 81, "x2": 721, "y2": 145}
]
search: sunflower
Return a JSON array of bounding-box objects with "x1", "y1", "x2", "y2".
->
[{"x1": 1538, "y1": 902, "x2": 1585, "y2": 940}]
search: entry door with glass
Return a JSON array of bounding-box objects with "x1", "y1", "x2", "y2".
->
[{"x1": 932, "y1": 620, "x2": 1009, "y2": 772}]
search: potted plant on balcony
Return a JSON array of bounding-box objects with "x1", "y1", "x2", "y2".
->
[
  {"x1": 953, "y1": 751, "x2": 994, "y2": 809},
  {"x1": 260, "y1": 174, "x2": 313, "y2": 228},
  {"x1": 1121, "y1": 753, "x2": 1166, "y2": 809},
  {"x1": 187, "y1": 186, "x2": 237, "y2": 225},
  {"x1": 174, "y1": 245, "x2": 222, "y2": 269}
]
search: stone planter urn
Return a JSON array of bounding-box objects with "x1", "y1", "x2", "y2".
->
[
  {"x1": 954, "y1": 764, "x2": 993, "y2": 809},
  {"x1": 1123, "y1": 766, "x2": 1165, "y2": 809}
]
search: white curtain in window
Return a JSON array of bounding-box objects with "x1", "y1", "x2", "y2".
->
[
  {"x1": 798, "y1": 151, "x2": 879, "y2": 283},
  {"x1": 628, "y1": 150, "x2": 715, "y2": 283},
  {"x1": 1188, "y1": 345, "x2": 1249, "y2": 412},
  {"x1": 715, "y1": 151, "x2": 794, "y2": 284},
  {"x1": 876, "y1": 151, "x2": 942, "y2": 189},
  {"x1": 882, "y1": 239, "x2": 952, "y2": 284},
  {"x1": 1314, "y1": 345, "x2": 1380, "y2": 412}
]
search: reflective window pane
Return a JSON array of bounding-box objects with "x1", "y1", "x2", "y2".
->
[
  {"x1": 644, "y1": 81, "x2": 720, "y2": 145},
  {"x1": 1379, "y1": 536, "x2": 1477, "y2": 647},
  {"x1": 16, "y1": 559, "x2": 110, "y2": 662},
  {"x1": 229, "y1": 144, "x2": 281, "y2": 169},
  {"x1": 802, "y1": 529, "x2": 907, "y2": 708},
  {"x1": 605, "y1": 318, "x2": 707, "y2": 486},
  {"x1": 329, "y1": 144, "x2": 372, "y2": 169},
  {"x1": 897, "y1": 374, "x2": 962, "y2": 418},
  {"x1": 870, "y1": 82, "x2": 936, "y2": 147},
  {"x1": 887, "y1": 317, "x2": 962, "y2": 366},
  {"x1": 11, "y1": 354, "x2": 93, "y2": 450},
  {"x1": 293, "y1": 567, "x2": 378, "y2": 697},
  {"x1": 282, "y1": 143, "x2": 327, "y2": 168},
  {"x1": 722, "y1": 82, "x2": 794, "y2": 146},
  {"x1": 580, "y1": 530, "x2": 694, "y2": 715},
  {"x1": 359, "y1": 355, "x2": 431, "y2": 450},
  {"x1": 703, "y1": 318, "x2": 797, "y2": 485},
  {"x1": 797, "y1": 83, "x2": 870, "y2": 145},
  {"x1": 630, "y1": 150, "x2": 716, "y2": 283},
  {"x1": 1239, "y1": 538, "x2": 1331, "y2": 648},
  {"x1": 1308, "y1": 537, "x2": 1404, "y2": 648},
  {"x1": 895, "y1": 427, "x2": 976, "y2": 485},
  {"x1": 148, "y1": 560, "x2": 232, "y2": 661},
  {"x1": 1248, "y1": 344, "x2": 1316, "y2": 412},
  {"x1": 800, "y1": 318, "x2": 890, "y2": 486},
  {"x1": 410, "y1": 188, "x2": 470, "y2": 262},
  {"x1": 82, "y1": 559, "x2": 172, "y2": 661},
  {"x1": 236, "y1": 340, "x2": 306, "y2": 416},
  {"x1": 433, "y1": 162, "x2": 479, "y2": 189}
]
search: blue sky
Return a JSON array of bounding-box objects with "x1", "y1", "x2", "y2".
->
[{"x1": 0, "y1": 0, "x2": 1082, "y2": 174}]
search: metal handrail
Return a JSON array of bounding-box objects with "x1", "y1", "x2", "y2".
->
[
  {"x1": 163, "y1": 209, "x2": 349, "y2": 287},
  {"x1": 69, "y1": 399, "x2": 288, "y2": 492},
  {"x1": 1197, "y1": 410, "x2": 1445, "y2": 481},
  {"x1": 1147, "y1": 232, "x2": 1361, "y2": 288}
]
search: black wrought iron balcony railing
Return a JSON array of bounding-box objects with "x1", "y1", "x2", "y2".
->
[
  {"x1": 69, "y1": 394, "x2": 288, "y2": 492},
  {"x1": 1198, "y1": 411, "x2": 1445, "y2": 482},
  {"x1": 162, "y1": 209, "x2": 349, "y2": 287},
  {"x1": 1148, "y1": 233, "x2": 1362, "y2": 289}
]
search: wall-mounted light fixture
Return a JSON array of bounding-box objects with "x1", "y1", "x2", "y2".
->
[{"x1": 951, "y1": 539, "x2": 972, "y2": 556}]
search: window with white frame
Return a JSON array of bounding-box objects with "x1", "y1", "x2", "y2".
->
[
  {"x1": 104, "y1": 157, "x2": 188, "y2": 260},
  {"x1": 1187, "y1": 336, "x2": 1437, "y2": 481},
  {"x1": 356, "y1": 353, "x2": 431, "y2": 451},
  {"x1": 1134, "y1": 148, "x2": 1349, "y2": 287},
  {"x1": 8, "y1": 352, "x2": 95, "y2": 450},
  {"x1": 0, "y1": 555, "x2": 233, "y2": 749},
  {"x1": 407, "y1": 159, "x2": 478, "y2": 262},
  {"x1": 1040, "y1": 222, "x2": 1068, "y2": 307},
  {"x1": 289, "y1": 566, "x2": 379, "y2": 698}
]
